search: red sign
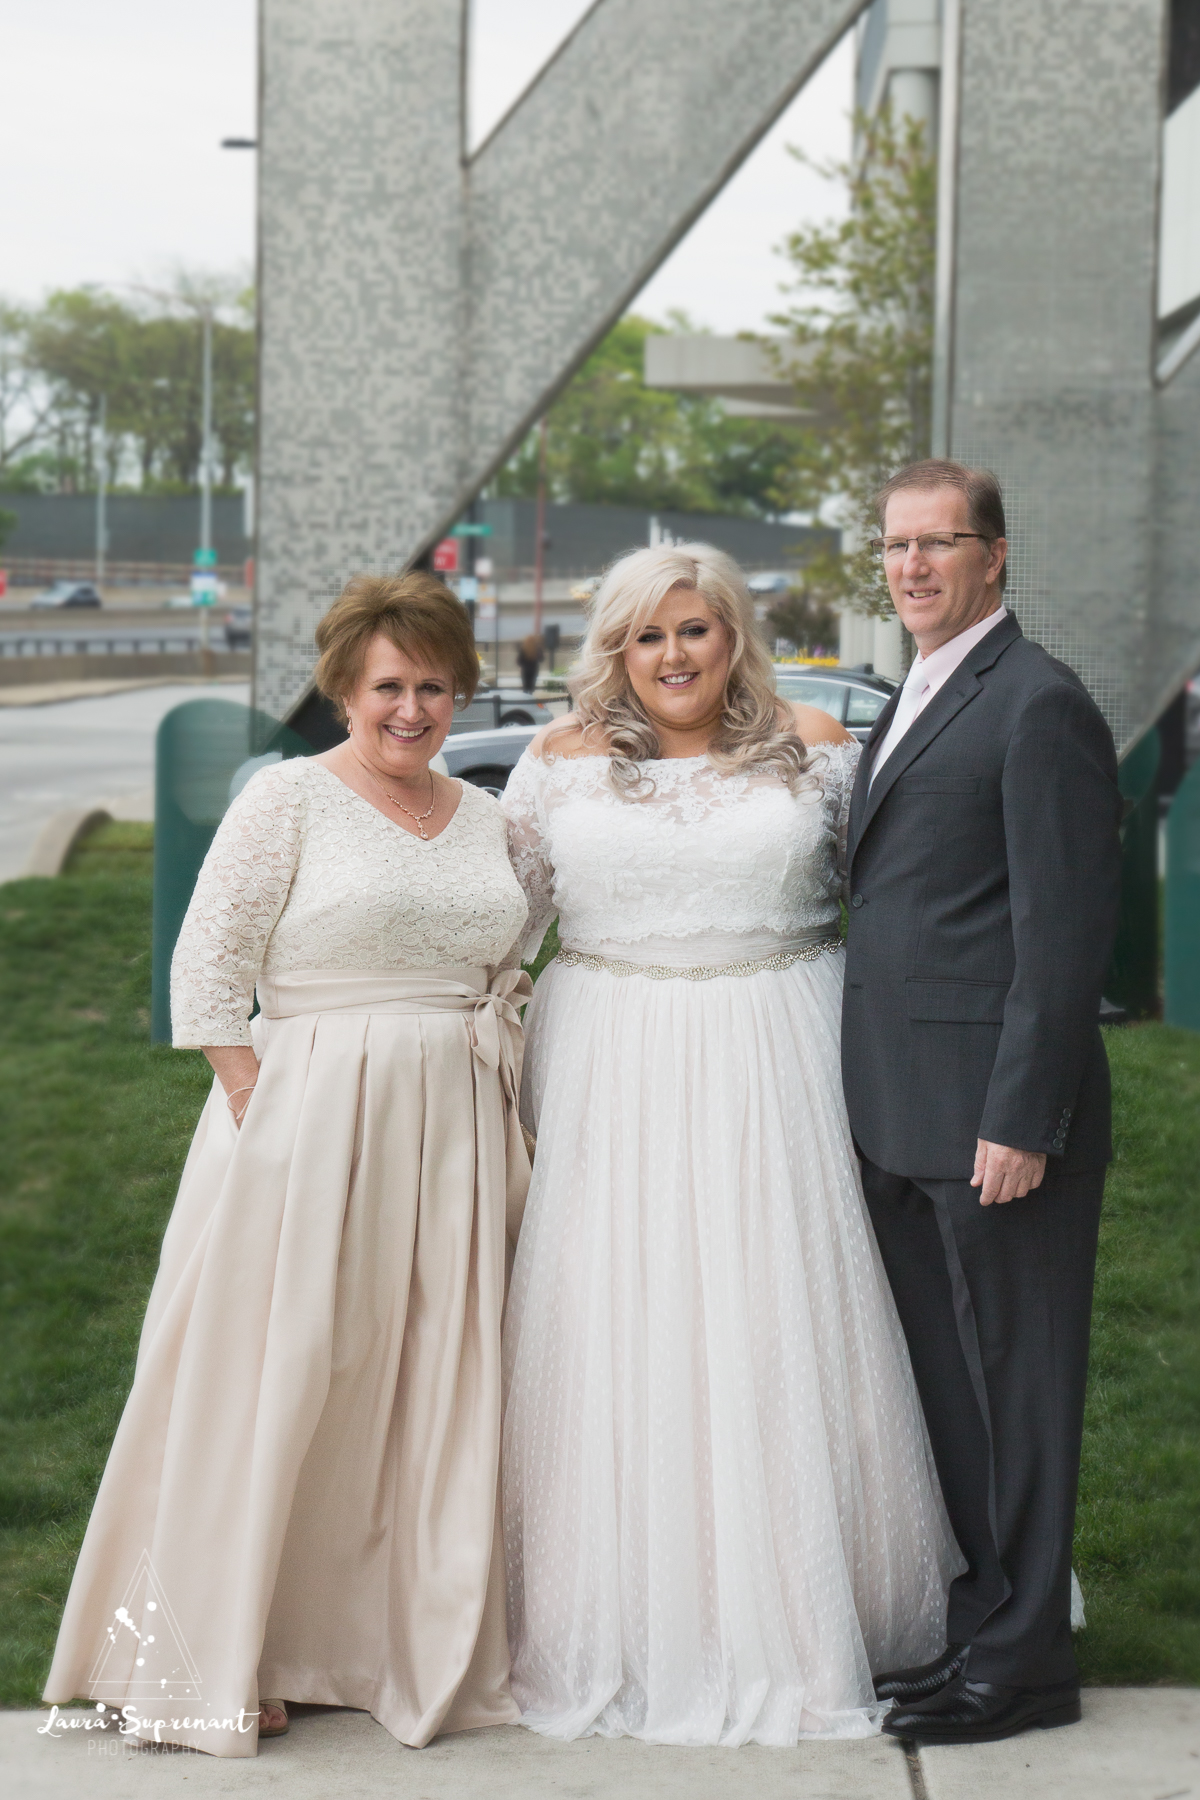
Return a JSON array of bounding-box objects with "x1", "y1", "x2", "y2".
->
[
  {"x1": 0, "y1": 570, "x2": 7, "y2": 599},
  {"x1": 432, "y1": 538, "x2": 459, "y2": 573}
]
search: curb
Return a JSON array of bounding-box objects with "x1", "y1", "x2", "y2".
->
[
  {"x1": 23, "y1": 807, "x2": 113, "y2": 878},
  {"x1": 0, "y1": 672, "x2": 251, "y2": 708}
]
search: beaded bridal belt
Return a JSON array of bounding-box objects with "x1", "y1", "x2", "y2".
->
[{"x1": 555, "y1": 939, "x2": 842, "y2": 981}]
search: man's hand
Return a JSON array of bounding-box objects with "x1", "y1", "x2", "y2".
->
[{"x1": 971, "y1": 1140, "x2": 1047, "y2": 1206}]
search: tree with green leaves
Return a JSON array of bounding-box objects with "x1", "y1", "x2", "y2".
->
[
  {"x1": 493, "y1": 314, "x2": 801, "y2": 518},
  {"x1": 0, "y1": 304, "x2": 58, "y2": 485},
  {"x1": 1, "y1": 277, "x2": 255, "y2": 496},
  {"x1": 767, "y1": 105, "x2": 936, "y2": 615},
  {"x1": 765, "y1": 584, "x2": 842, "y2": 657}
]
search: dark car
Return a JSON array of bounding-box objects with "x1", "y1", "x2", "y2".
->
[
  {"x1": 30, "y1": 580, "x2": 103, "y2": 609},
  {"x1": 773, "y1": 664, "x2": 898, "y2": 744}
]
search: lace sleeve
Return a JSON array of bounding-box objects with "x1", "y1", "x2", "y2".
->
[
  {"x1": 169, "y1": 766, "x2": 303, "y2": 1048},
  {"x1": 501, "y1": 752, "x2": 557, "y2": 963},
  {"x1": 818, "y1": 740, "x2": 862, "y2": 900}
]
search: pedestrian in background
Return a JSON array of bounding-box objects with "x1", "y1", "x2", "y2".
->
[{"x1": 517, "y1": 632, "x2": 543, "y2": 694}]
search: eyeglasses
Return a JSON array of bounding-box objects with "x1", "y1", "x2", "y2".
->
[{"x1": 869, "y1": 532, "x2": 990, "y2": 562}]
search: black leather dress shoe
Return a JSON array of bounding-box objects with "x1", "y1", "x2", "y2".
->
[
  {"x1": 873, "y1": 1642, "x2": 967, "y2": 1703},
  {"x1": 882, "y1": 1675, "x2": 1082, "y2": 1743}
]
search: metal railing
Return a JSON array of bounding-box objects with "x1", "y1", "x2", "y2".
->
[
  {"x1": 0, "y1": 634, "x2": 244, "y2": 657},
  {"x1": 1, "y1": 556, "x2": 247, "y2": 586}
]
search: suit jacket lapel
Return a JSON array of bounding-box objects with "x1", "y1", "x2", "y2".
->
[
  {"x1": 847, "y1": 686, "x2": 902, "y2": 858},
  {"x1": 852, "y1": 611, "x2": 1024, "y2": 852}
]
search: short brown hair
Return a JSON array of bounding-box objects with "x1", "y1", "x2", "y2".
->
[
  {"x1": 873, "y1": 459, "x2": 1008, "y2": 590},
  {"x1": 314, "y1": 571, "x2": 479, "y2": 723}
]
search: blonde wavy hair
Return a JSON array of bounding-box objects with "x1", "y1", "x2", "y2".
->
[{"x1": 549, "y1": 542, "x2": 814, "y2": 796}]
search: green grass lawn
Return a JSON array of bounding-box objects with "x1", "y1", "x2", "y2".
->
[{"x1": 0, "y1": 825, "x2": 1196, "y2": 1705}]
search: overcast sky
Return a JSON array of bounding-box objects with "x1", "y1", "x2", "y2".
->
[{"x1": 3, "y1": 0, "x2": 852, "y2": 335}]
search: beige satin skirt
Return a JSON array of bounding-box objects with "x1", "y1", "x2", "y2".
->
[{"x1": 43, "y1": 966, "x2": 532, "y2": 1757}]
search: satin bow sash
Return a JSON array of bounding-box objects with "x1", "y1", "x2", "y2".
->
[
  {"x1": 257, "y1": 964, "x2": 532, "y2": 1097},
  {"x1": 255, "y1": 968, "x2": 534, "y2": 1246}
]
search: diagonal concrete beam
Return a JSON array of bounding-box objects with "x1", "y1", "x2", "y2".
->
[
  {"x1": 255, "y1": 0, "x2": 864, "y2": 721},
  {"x1": 464, "y1": 0, "x2": 862, "y2": 475}
]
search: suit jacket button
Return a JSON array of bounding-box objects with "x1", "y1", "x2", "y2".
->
[{"x1": 851, "y1": 893, "x2": 865, "y2": 909}]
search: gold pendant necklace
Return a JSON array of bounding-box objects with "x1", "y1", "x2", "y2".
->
[{"x1": 361, "y1": 764, "x2": 438, "y2": 839}]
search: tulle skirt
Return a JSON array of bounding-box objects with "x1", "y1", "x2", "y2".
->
[{"x1": 502, "y1": 941, "x2": 962, "y2": 1747}]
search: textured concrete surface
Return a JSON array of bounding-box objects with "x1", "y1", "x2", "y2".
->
[
  {"x1": 256, "y1": 0, "x2": 863, "y2": 723},
  {"x1": 256, "y1": 0, "x2": 1199, "y2": 750},
  {"x1": 945, "y1": 0, "x2": 1195, "y2": 753},
  {"x1": 7, "y1": 1693, "x2": 1200, "y2": 1798},
  {"x1": 920, "y1": 1686, "x2": 1200, "y2": 1800},
  {"x1": 5, "y1": 1711, "x2": 913, "y2": 1800}
]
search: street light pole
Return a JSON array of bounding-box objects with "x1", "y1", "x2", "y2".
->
[
  {"x1": 199, "y1": 309, "x2": 214, "y2": 675},
  {"x1": 533, "y1": 415, "x2": 548, "y2": 639},
  {"x1": 200, "y1": 308, "x2": 213, "y2": 559},
  {"x1": 118, "y1": 281, "x2": 220, "y2": 669},
  {"x1": 95, "y1": 394, "x2": 107, "y2": 585}
]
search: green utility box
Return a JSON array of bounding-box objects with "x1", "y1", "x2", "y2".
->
[
  {"x1": 1165, "y1": 757, "x2": 1200, "y2": 1033},
  {"x1": 1106, "y1": 728, "x2": 1161, "y2": 1022}
]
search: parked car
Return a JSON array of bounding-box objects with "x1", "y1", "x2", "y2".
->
[
  {"x1": 447, "y1": 687, "x2": 555, "y2": 735},
  {"x1": 30, "y1": 580, "x2": 102, "y2": 609},
  {"x1": 772, "y1": 664, "x2": 898, "y2": 743},
  {"x1": 433, "y1": 725, "x2": 538, "y2": 795},
  {"x1": 747, "y1": 570, "x2": 796, "y2": 596},
  {"x1": 224, "y1": 606, "x2": 253, "y2": 648}
]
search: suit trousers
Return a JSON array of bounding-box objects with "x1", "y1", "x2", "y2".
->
[{"x1": 859, "y1": 1154, "x2": 1104, "y2": 1689}]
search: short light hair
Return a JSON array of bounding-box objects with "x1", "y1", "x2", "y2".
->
[
  {"x1": 873, "y1": 458, "x2": 1008, "y2": 591},
  {"x1": 314, "y1": 571, "x2": 479, "y2": 723},
  {"x1": 551, "y1": 542, "x2": 813, "y2": 795}
]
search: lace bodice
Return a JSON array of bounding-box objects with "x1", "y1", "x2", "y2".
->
[
  {"x1": 501, "y1": 741, "x2": 860, "y2": 964},
  {"x1": 171, "y1": 759, "x2": 528, "y2": 1046}
]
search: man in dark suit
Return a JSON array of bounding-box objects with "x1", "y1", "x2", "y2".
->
[{"x1": 842, "y1": 460, "x2": 1122, "y2": 1744}]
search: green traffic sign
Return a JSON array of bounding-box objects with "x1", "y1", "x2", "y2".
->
[
  {"x1": 193, "y1": 547, "x2": 218, "y2": 567},
  {"x1": 452, "y1": 522, "x2": 492, "y2": 537}
]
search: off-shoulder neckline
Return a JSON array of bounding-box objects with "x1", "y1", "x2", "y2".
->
[{"x1": 529, "y1": 740, "x2": 857, "y2": 770}]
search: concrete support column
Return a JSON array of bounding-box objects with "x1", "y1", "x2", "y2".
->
[{"x1": 887, "y1": 67, "x2": 939, "y2": 147}]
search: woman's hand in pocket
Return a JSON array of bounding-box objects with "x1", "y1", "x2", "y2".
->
[{"x1": 204, "y1": 1045, "x2": 262, "y2": 1130}]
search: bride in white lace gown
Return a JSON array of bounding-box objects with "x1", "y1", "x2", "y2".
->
[{"x1": 500, "y1": 545, "x2": 961, "y2": 1747}]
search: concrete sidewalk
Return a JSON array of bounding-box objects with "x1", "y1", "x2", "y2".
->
[{"x1": 5, "y1": 1690, "x2": 1197, "y2": 1800}]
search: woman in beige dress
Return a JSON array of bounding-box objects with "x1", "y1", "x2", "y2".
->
[{"x1": 44, "y1": 572, "x2": 531, "y2": 1756}]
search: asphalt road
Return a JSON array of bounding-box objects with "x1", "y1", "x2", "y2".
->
[{"x1": 0, "y1": 682, "x2": 250, "y2": 883}]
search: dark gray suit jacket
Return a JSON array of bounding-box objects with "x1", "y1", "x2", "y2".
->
[{"x1": 841, "y1": 611, "x2": 1122, "y2": 1179}]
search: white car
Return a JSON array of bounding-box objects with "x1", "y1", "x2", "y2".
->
[
  {"x1": 747, "y1": 570, "x2": 796, "y2": 596},
  {"x1": 30, "y1": 580, "x2": 102, "y2": 609},
  {"x1": 773, "y1": 664, "x2": 898, "y2": 743}
]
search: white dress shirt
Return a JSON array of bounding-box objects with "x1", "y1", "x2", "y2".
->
[{"x1": 869, "y1": 607, "x2": 1008, "y2": 787}]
